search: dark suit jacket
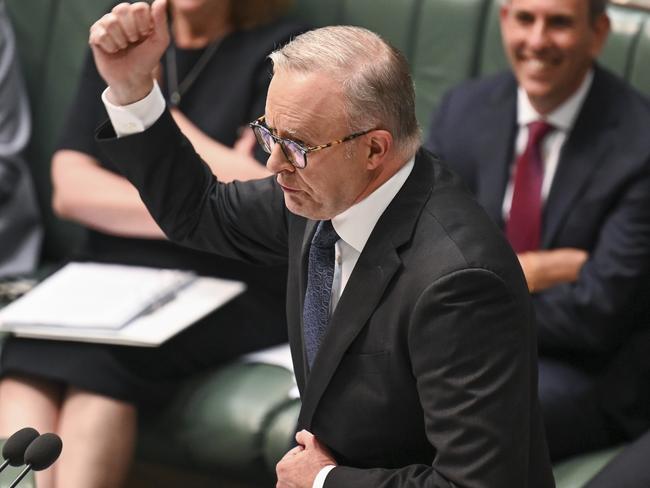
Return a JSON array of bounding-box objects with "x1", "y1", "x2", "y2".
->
[
  {"x1": 426, "y1": 66, "x2": 650, "y2": 362},
  {"x1": 98, "y1": 111, "x2": 554, "y2": 487}
]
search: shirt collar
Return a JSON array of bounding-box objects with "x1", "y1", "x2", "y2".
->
[
  {"x1": 517, "y1": 69, "x2": 593, "y2": 131},
  {"x1": 331, "y1": 157, "x2": 415, "y2": 253}
]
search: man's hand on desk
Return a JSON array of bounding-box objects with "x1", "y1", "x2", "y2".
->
[
  {"x1": 276, "y1": 430, "x2": 336, "y2": 488},
  {"x1": 89, "y1": 0, "x2": 170, "y2": 105},
  {"x1": 517, "y1": 248, "x2": 589, "y2": 293}
]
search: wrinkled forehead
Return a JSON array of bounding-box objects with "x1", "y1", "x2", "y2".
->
[{"x1": 265, "y1": 70, "x2": 348, "y2": 139}]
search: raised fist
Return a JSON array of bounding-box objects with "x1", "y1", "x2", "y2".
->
[{"x1": 89, "y1": 0, "x2": 169, "y2": 105}]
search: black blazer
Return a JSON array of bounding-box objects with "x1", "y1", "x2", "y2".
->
[
  {"x1": 426, "y1": 66, "x2": 650, "y2": 360},
  {"x1": 99, "y1": 111, "x2": 554, "y2": 487}
]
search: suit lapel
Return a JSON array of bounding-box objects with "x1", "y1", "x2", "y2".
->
[
  {"x1": 543, "y1": 68, "x2": 618, "y2": 247},
  {"x1": 475, "y1": 76, "x2": 518, "y2": 227},
  {"x1": 297, "y1": 152, "x2": 434, "y2": 429}
]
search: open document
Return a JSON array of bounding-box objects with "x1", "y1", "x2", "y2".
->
[{"x1": 0, "y1": 262, "x2": 245, "y2": 346}]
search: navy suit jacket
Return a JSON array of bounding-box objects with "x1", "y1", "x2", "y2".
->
[
  {"x1": 426, "y1": 66, "x2": 650, "y2": 362},
  {"x1": 97, "y1": 110, "x2": 554, "y2": 487}
]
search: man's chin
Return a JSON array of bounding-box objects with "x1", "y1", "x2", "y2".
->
[
  {"x1": 284, "y1": 194, "x2": 312, "y2": 219},
  {"x1": 519, "y1": 78, "x2": 558, "y2": 107},
  {"x1": 284, "y1": 197, "x2": 336, "y2": 221}
]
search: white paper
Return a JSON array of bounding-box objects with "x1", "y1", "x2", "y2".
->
[
  {"x1": 0, "y1": 276, "x2": 245, "y2": 347},
  {"x1": 0, "y1": 262, "x2": 196, "y2": 329},
  {"x1": 0, "y1": 263, "x2": 246, "y2": 347}
]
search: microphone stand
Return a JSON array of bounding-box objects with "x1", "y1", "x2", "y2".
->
[{"x1": 8, "y1": 464, "x2": 31, "y2": 488}]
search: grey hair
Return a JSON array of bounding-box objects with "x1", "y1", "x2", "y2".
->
[
  {"x1": 269, "y1": 25, "x2": 421, "y2": 157},
  {"x1": 500, "y1": 0, "x2": 609, "y2": 21}
]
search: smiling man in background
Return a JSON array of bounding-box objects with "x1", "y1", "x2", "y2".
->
[{"x1": 426, "y1": 0, "x2": 650, "y2": 461}]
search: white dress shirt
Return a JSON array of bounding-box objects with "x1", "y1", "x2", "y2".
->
[
  {"x1": 102, "y1": 85, "x2": 414, "y2": 487},
  {"x1": 502, "y1": 70, "x2": 593, "y2": 220}
]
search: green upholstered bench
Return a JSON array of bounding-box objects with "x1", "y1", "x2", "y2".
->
[
  {"x1": 553, "y1": 446, "x2": 623, "y2": 488},
  {"x1": 6, "y1": 0, "x2": 650, "y2": 486}
]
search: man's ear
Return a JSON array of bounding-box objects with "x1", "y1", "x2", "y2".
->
[
  {"x1": 590, "y1": 13, "x2": 611, "y2": 58},
  {"x1": 365, "y1": 130, "x2": 393, "y2": 170},
  {"x1": 499, "y1": 2, "x2": 511, "y2": 27}
]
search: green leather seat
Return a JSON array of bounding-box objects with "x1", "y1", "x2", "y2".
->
[
  {"x1": 630, "y1": 19, "x2": 650, "y2": 96},
  {"x1": 289, "y1": 0, "x2": 342, "y2": 28},
  {"x1": 600, "y1": 6, "x2": 647, "y2": 77},
  {"x1": 553, "y1": 446, "x2": 623, "y2": 488},
  {"x1": 477, "y1": 0, "x2": 509, "y2": 76},
  {"x1": 138, "y1": 362, "x2": 296, "y2": 483},
  {"x1": 262, "y1": 399, "x2": 302, "y2": 472},
  {"x1": 412, "y1": 0, "x2": 490, "y2": 131},
  {"x1": 8, "y1": 0, "x2": 113, "y2": 260}
]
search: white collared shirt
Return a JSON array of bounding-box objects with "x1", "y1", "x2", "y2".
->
[
  {"x1": 502, "y1": 70, "x2": 593, "y2": 219},
  {"x1": 329, "y1": 157, "x2": 414, "y2": 310}
]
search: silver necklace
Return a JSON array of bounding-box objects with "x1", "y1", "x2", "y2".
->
[{"x1": 165, "y1": 39, "x2": 221, "y2": 106}]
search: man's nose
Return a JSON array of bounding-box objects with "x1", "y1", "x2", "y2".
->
[
  {"x1": 266, "y1": 142, "x2": 295, "y2": 174},
  {"x1": 528, "y1": 20, "x2": 551, "y2": 51}
]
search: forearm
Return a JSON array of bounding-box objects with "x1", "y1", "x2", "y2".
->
[
  {"x1": 51, "y1": 150, "x2": 165, "y2": 238},
  {"x1": 518, "y1": 248, "x2": 588, "y2": 293}
]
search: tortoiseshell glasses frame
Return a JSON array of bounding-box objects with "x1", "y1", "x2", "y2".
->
[{"x1": 249, "y1": 115, "x2": 373, "y2": 169}]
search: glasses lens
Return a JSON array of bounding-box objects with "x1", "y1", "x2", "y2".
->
[
  {"x1": 251, "y1": 122, "x2": 306, "y2": 168},
  {"x1": 282, "y1": 139, "x2": 305, "y2": 168},
  {"x1": 252, "y1": 125, "x2": 273, "y2": 154}
]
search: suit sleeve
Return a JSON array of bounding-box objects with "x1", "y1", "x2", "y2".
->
[
  {"x1": 326, "y1": 268, "x2": 542, "y2": 487},
  {"x1": 535, "y1": 159, "x2": 650, "y2": 353},
  {"x1": 97, "y1": 109, "x2": 289, "y2": 266}
]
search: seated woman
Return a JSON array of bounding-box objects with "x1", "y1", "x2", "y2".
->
[{"x1": 0, "y1": 1, "x2": 304, "y2": 487}]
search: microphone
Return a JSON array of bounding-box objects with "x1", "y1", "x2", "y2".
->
[
  {"x1": 0, "y1": 427, "x2": 40, "y2": 472},
  {"x1": 8, "y1": 433, "x2": 62, "y2": 488}
]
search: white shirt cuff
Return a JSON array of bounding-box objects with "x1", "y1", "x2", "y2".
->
[
  {"x1": 312, "y1": 465, "x2": 336, "y2": 488},
  {"x1": 101, "y1": 81, "x2": 166, "y2": 137}
]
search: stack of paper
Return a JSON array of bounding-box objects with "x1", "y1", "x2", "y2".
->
[
  {"x1": 0, "y1": 262, "x2": 196, "y2": 330},
  {"x1": 0, "y1": 262, "x2": 247, "y2": 346}
]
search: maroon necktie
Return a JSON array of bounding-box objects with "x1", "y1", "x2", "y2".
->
[{"x1": 506, "y1": 120, "x2": 554, "y2": 253}]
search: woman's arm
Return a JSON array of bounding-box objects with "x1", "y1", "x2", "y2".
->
[
  {"x1": 52, "y1": 111, "x2": 269, "y2": 239},
  {"x1": 51, "y1": 149, "x2": 166, "y2": 238}
]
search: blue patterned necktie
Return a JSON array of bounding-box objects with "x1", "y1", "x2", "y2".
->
[{"x1": 303, "y1": 220, "x2": 340, "y2": 369}]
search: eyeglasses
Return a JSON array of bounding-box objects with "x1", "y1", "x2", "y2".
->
[{"x1": 249, "y1": 115, "x2": 373, "y2": 169}]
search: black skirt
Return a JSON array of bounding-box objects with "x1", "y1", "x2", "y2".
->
[{"x1": 0, "y1": 286, "x2": 287, "y2": 407}]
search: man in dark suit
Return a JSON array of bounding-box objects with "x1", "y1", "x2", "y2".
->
[
  {"x1": 87, "y1": 1, "x2": 554, "y2": 486},
  {"x1": 426, "y1": 0, "x2": 650, "y2": 461}
]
